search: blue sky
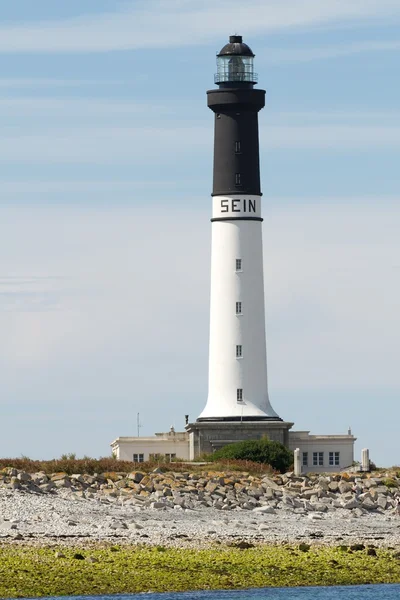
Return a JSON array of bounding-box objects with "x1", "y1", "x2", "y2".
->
[{"x1": 0, "y1": 0, "x2": 399, "y2": 466}]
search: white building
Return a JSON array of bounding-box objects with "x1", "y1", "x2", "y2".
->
[
  {"x1": 111, "y1": 426, "x2": 356, "y2": 473},
  {"x1": 289, "y1": 430, "x2": 356, "y2": 473},
  {"x1": 111, "y1": 427, "x2": 189, "y2": 463}
]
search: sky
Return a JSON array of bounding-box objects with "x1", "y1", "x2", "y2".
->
[{"x1": 1, "y1": 0, "x2": 399, "y2": 466}]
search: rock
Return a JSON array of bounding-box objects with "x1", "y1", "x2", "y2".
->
[
  {"x1": 308, "y1": 512, "x2": 325, "y2": 520},
  {"x1": 261, "y1": 477, "x2": 281, "y2": 491},
  {"x1": 362, "y1": 497, "x2": 377, "y2": 511},
  {"x1": 377, "y1": 495, "x2": 388, "y2": 510},
  {"x1": 71, "y1": 474, "x2": 86, "y2": 484},
  {"x1": 342, "y1": 499, "x2": 361, "y2": 510},
  {"x1": 55, "y1": 552, "x2": 66, "y2": 558},
  {"x1": 73, "y1": 553, "x2": 85, "y2": 560},
  {"x1": 311, "y1": 503, "x2": 328, "y2": 512},
  {"x1": 86, "y1": 556, "x2": 99, "y2": 563},
  {"x1": 230, "y1": 541, "x2": 255, "y2": 549},
  {"x1": 17, "y1": 472, "x2": 32, "y2": 482},
  {"x1": 367, "y1": 548, "x2": 377, "y2": 556},
  {"x1": 350, "y1": 544, "x2": 365, "y2": 552},
  {"x1": 39, "y1": 482, "x2": 56, "y2": 492},
  {"x1": 338, "y1": 481, "x2": 353, "y2": 494},
  {"x1": 299, "y1": 543, "x2": 311, "y2": 552},
  {"x1": 51, "y1": 472, "x2": 69, "y2": 482},
  {"x1": 128, "y1": 522, "x2": 143, "y2": 530},
  {"x1": 205, "y1": 482, "x2": 218, "y2": 494},
  {"x1": 128, "y1": 472, "x2": 144, "y2": 484},
  {"x1": 253, "y1": 505, "x2": 275, "y2": 514},
  {"x1": 109, "y1": 521, "x2": 128, "y2": 530}
]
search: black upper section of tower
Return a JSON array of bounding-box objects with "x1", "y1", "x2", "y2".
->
[{"x1": 208, "y1": 35, "x2": 265, "y2": 197}]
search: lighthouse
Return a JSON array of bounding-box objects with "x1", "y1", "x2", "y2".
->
[{"x1": 186, "y1": 35, "x2": 293, "y2": 458}]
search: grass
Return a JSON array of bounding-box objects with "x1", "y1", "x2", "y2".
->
[
  {"x1": 0, "y1": 544, "x2": 399, "y2": 597},
  {"x1": 0, "y1": 457, "x2": 274, "y2": 477}
]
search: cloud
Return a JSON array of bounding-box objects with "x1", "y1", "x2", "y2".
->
[
  {"x1": 0, "y1": 276, "x2": 69, "y2": 313},
  {"x1": 0, "y1": 198, "x2": 398, "y2": 458},
  {"x1": 0, "y1": 78, "x2": 120, "y2": 88},
  {"x1": 0, "y1": 125, "x2": 210, "y2": 165},
  {"x1": 0, "y1": 199, "x2": 398, "y2": 381},
  {"x1": 0, "y1": 0, "x2": 399, "y2": 53},
  {"x1": 1, "y1": 122, "x2": 399, "y2": 167},
  {"x1": 0, "y1": 97, "x2": 170, "y2": 118},
  {"x1": 262, "y1": 125, "x2": 400, "y2": 150},
  {"x1": 263, "y1": 39, "x2": 400, "y2": 63}
]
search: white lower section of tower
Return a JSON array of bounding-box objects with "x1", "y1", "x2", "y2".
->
[{"x1": 198, "y1": 194, "x2": 280, "y2": 421}]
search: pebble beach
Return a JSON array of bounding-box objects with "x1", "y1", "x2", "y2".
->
[{"x1": 1, "y1": 467, "x2": 400, "y2": 549}]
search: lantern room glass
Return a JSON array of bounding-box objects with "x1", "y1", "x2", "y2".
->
[{"x1": 215, "y1": 55, "x2": 257, "y2": 84}]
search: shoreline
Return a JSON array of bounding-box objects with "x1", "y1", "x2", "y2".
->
[{"x1": 1, "y1": 467, "x2": 400, "y2": 596}]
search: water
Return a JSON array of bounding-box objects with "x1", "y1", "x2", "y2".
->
[{"x1": 33, "y1": 584, "x2": 400, "y2": 600}]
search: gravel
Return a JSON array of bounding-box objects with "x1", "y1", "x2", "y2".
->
[{"x1": 1, "y1": 487, "x2": 400, "y2": 549}]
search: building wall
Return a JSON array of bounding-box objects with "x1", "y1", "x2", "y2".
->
[
  {"x1": 289, "y1": 431, "x2": 355, "y2": 473},
  {"x1": 111, "y1": 434, "x2": 190, "y2": 462}
]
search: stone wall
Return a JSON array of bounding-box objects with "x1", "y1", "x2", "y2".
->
[{"x1": 186, "y1": 420, "x2": 293, "y2": 459}]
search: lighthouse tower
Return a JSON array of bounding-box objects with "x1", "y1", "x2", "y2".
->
[{"x1": 186, "y1": 35, "x2": 292, "y2": 458}]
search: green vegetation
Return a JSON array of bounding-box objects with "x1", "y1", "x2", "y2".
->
[
  {"x1": 208, "y1": 439, "x2": 294, "y2": 473},
  {"x1": 383, "y1": 478, "x2": 399, "y2": 488},
  {"x1": 0, "y1": 544, "x2": 399, "y2": 597}
]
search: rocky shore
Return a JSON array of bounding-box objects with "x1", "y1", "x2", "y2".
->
[{"x1": 1, "y1": 467, "x2": 400, "y2": 548}]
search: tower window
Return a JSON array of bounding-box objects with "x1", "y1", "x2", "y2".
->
[
  {"x1": 235, "y1": 141, "x2": 241, "y2": 154},
  {"x1": 235, "y1": 259, "x2": 242, "y2": 271},
  {"x1": 237, "y1": 388, "x2": 243, "y2": 402},
  {"x1": 236, "y1": 345, "x2": 242, "y2": 358},
  {"x1": 235, "y1": 173, "x2": 241, "y2": 186},
  {"x1": 236, "y1": 301, "x2": 242, "y2": 314}
]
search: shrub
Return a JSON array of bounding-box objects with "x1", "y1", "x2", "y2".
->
[
  {"x1": 383, "y1": 478, "x2": 398, "y2": 488},
  {"x1": 207, "y1": 438, "x2": 293, "y2": 473}
]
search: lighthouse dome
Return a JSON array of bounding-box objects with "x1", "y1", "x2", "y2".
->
[{"x1": 217, "y1": 35, "x2": 255, "y2": 57}]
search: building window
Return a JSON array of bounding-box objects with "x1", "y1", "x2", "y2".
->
[
  {"x1": 236, "y1": 345, "x2": 242, "y2": 358},
  {"x1": 133, "y1": 453, "x2": 144, "y2": 463},
  {"x1": 236, "y1": 258, "x2": 242, "y2": 271},
  {"x1": 237, "y1": 388, "x2": 243, "y2": 402},
  {"x1": 165, "y1": 453, "x2": 176, "y2": 462},
  {"x1": 313, "y1": 452, "x2": 324, "y2": 466},
  {"x1": 329, "y1": 451, "x2": 340, "y2": 466},
  {"x1": 235, "y1": 173, "x2": 241, "y2": 186},
  {"x1": 236, "y1": 301, "x2": 242, "y2": 314},
  {"x1": 235, "y1": 141, "x2": 241, "y2": 154},
  {"x1": 302, "y1": 452, "x2": 308, "y2": 467}
]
